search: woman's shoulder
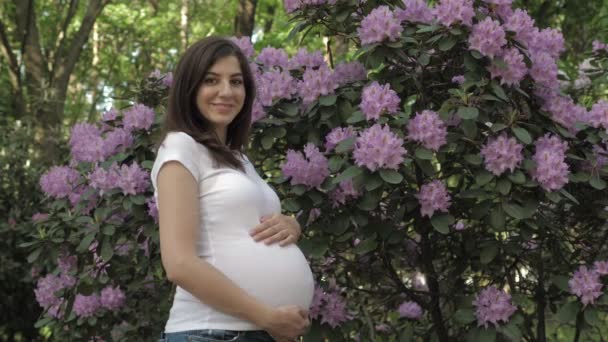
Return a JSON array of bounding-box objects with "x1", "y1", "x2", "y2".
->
[{"x1": 161, "y1": 131, "x2": 209, "y2": 152}]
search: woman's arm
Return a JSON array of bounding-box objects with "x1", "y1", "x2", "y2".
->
[{"x1": 157, "y1": 162, "x2": 309, "y2": 338}]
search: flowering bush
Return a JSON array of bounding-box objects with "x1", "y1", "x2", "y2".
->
[
  {"x1": 25, "y1": 73, "x2": 172, "y2": 340},
  {"x1": 25, "y1": 0, "x2": 608, "y2": 341},
  {"x1": 249, "y1": 0, "x2": 608, "y2": 340}
]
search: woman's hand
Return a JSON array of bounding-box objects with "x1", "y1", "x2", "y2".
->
[
  {"x1": 256, "y1": 305, "x2": 310, "y2": 341},
  {"x1": 250, "y1": 214, "x2": 301, "y2": 246}
]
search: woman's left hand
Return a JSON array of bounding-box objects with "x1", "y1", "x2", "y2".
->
[{"x1": 250, "y1": 214, "x2": 301, "y2": 246}]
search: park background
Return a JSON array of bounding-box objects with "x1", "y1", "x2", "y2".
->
[{"x1": 2, "y1": 0, "x2": 608, "y2": 341}]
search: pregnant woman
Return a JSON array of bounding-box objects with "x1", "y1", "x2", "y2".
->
[{"x1": 151, "y1": 36, "x2": 314, "y2": 342}]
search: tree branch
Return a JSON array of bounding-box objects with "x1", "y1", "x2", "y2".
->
[
  {"x1": 0, "y1": 19, "x2": 19, "y2": 87},
  {"x1": 53, "y1": 0, "x2": 107, "y2": 85}
]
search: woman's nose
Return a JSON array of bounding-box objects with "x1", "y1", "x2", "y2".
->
[{"x1": 218, "y1": 80, "x2": 232, "y2": 96}]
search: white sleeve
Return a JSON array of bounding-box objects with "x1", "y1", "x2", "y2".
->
[{"x1": 151, "y1": 132, "x2": 203, "y2": 190}]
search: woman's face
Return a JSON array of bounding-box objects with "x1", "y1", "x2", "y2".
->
[{"x1": 196, "y1": 55, "x2": 246, "y2": 136}]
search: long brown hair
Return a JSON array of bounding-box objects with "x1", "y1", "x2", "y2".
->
[{"x1": 159, "y1": 36, "x2": 255, "y2": 171}]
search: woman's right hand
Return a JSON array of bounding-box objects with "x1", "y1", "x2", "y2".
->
[{"x1": 256, "y1": 305, "x2": 310, "y2": 341}]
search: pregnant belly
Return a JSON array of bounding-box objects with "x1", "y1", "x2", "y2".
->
[{"x1": 211, "y1": 239, "x2": 315, "y2": 309}]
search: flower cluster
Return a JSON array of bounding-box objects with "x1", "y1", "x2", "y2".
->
[
  {"x1": 282, "y1": 143, "x2": 330, "y2": 188},
  {"x1": 434, "y1": 0, "x2": 475, "y2": 27},
  {"x1": 353, "y1": 124, "x2": 407, "y2": 171},
  {"x1": 473, "y1": 286, "x2": 517, "y2": 328},
  {"x1": 503, "y1": 9, "x2": 536, "y2": 46},
  {"x1": 480, "y1": 134, "x2": 524, "y2": 176},
  {"x1": 569, "y1": 265, "x2": 604, "y2": 306},
  {"x1": 468, "y1": 17, "x2": 507, "y2": 59},
  {"x1": 69, "y1": 123, "x2": 134, "y2": 163},
  {"x1": 358, "y1": 6, "x2": 403, "y2": 45},
  {"x1": 397, "y1": 301, "x2": 423, "y2": 320},
  {"x1": 325, "y1": 126, "x2": 356, "y2": 152},
  {"x1": 487, "y1": 47, "x2": 528, "y2": 86},
  {"x1": 416, "y1": 180, "x2": 451, "y2": 217},
  {"x1": 309, "y1": 286, "x2": 352, "y2": 328},
  {"x1": 88, "y1": 162, "x2": 150, "y2": 196},
  {"x1": 289, "y1": 48, "x2": 325, "y2": 70},
  {"x1": 395, "y1": 0, "x2": 434, "y2": 24},
  {"x1": 587, "y1": 100, "x2": 608, "y2": 129},
  {"x1": 40, "y1": 166, "x2": 81, "y2": 199},
  {"x1": 256, "y1": 70, "x2": 296, "y2": 106},
  {"x1": 360, "y1": 81, "x2": 401, "y2": 121},
  {"x1": 298, "y1": 66, "x2": 338, "y2": 105},
  {"x1": 333, "y1": 61, "x2": 367, "y2": 86},
  {"x1": 531, "y1": 134, "x2": 569, "y2": 191},
  {"x1": 329, "y1": 180, "x2": 361, "y2": 207},
  {"x1": 229, "y1": 36, "x2": 254, "y2": 59},
  {"x1": 123, "y1": 104, "x2": 155, "y2": 132},
  {"x1": 406, "y1": 110, "x2": 448, "y2": 151},
  {"x1": 256, "y1": 47, "x2": 289, "y2": 69}
]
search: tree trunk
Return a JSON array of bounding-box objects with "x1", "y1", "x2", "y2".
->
[
  {"x1": 3, "y1": 0, "x2": 109, "y2": 164},
  {"x1": 234, "y1": 0, "x2": 257, "y2": 37},
  {"x1": 180, "y1": 0, "x2": 188, "y2": 52}
]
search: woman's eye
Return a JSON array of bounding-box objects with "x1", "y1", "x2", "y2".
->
[
  {"x1": 203, "y1": 78, "x2": 217, "y2": 84},
  {"x1": 231, "y1": 79, "x2": 243, "y2": 85}
]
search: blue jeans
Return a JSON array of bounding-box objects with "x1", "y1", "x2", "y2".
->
[{"x1": 159, "y1": 329, "x2": 275, "y2": 342}]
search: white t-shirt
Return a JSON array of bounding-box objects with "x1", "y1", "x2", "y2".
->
[{"x1": 151, "y1": 132, "x2": 314, "y2": 332}]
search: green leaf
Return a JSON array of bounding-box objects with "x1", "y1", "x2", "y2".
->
[
  {"x1": 511, "y1": 127, "x2": 532, "y2": 145},
  {"x1": 27, "y1": 248, "x2": 42, "y2": 263},
  {"x1": 353, "y1": 238, "x2": 378, "y2": 255},
  {"x1": 585, "y1": 308, "x2": 600, "y2": 326},
  {"x1": 590, "y1": 175, "x2": 607, "y2": 190},
  {"x1": 491, "y1": 83, "x2": 508, "y2": 101},
  {"x1": 490, "y1": 123, "x2": 507, "y2": 132},
  {"x1": 333, "y1": 165, "x2": 363, "y2": 184},
  {"x1": 503, "y1": 202, "x2": 527, "y2": 220},
  {"x1": 551, "y1": 275, "x2": 571, "y2": 292},
  {"x1": 462, "y1": 120, "x2": 478, "y2": 139},
  {"x1": 496, "y1": 178, "x2": 511, "y2": 195},
  {"x1": 77, "y1": 232, "x2": 97, "y2": 253},
  {"x1": 141, "y1": 160, "x2": 154, "y2": 170},
  {"x1": 431, "y1": 214, "x2": 455, "y2": 234},
  {"x1": 319, "y1": 95, "x2": 337, "y2": 106},
  {"x1": 453, "y1": 308, "x2": 476, "y2": 324},
  {"x1": 346, "y1": 110, "x2": 364, "y2": 124},
  {"x1": 130, "y1": 195, "x2": 146, "y2": 205},
  {"x1": 438, "y1": 36, "x2": 457, "y2": 51},
  {"x1": 328, "y1": 157, "x2": 344, "y2": 173},
  {"x1": 559, "y1": 189, "x2": 580, "y2": 205},
  {"x1": 498, "y1": 321, "x2": 522, "y2": 342},
  {"x1": 415, "y1": 147, "x2": 434, "y2": 160},
  {"x1": 480, "y1": 243, "x2": 499, "y2": 264},
  {"x1": 261, "y1": 135, "x2": 274, "y2": 149},
  {"x1": 507, "y1": 170, "x2": 526, "y2": 184},
  {"x1": 416, "y1": 24, "x2": 442, "y2": 33},
  {"x1": 464, "y1": 154, "x2": 482, "y2": 165},
  {"x1": 490, "y1": 207, "x2": 505, "y2": 230},
  {"x1": 476, "y1": 170, "x2": 494, "y2": 186},
  {"x1": 266, "y1": 127, "x2": 287, "y2": 138},
  {"x1": 100, "y1": 237, "x2": 113, "y2": 262},
  {"x1": 282, "y1": 198, "x2": 300, "y2": 212},
  {"x1": 379, "y1": 169, "x2": 403, "y2": 184},
  {"x1": 457, "y1": 107, "x2": 479, "y2": 120},
  {"x1": 335, "y1": 137, "x2": 355, "y2": 153},
  {"x1": 365, "y1": 174, "x2": 384, "y2": 191},
  {"x1": 557, "y1": 301, "x2": 580, "y2": 323},
  {"x1": 357, "y1": 190, "x2": 382, "y2": 210},
  {"x1": 418, "y1": 53, "x2": 430, "y2": 66}
]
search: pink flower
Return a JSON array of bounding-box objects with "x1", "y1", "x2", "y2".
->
[
  {"x1": 360, "y1": 81, "x2": 401, "y2": 121},
  {"x1": 594, "y1": 261, "x2": 608, "y2": 276},
  {"x1": 282, "y1": 143, "x2": 330, "y2": 188},
  {"x1": 353, "y1": 124, "x2": 407, "y2": 171},
  {"x1": 325, "y1": 126, "x2": 356, "y2": 152},
  {"x1": 488, "y1": 47, "x2": 528, "y2": 86},
  {"x1": 407, "y1": 110, "x2": 448, "y2": 151},
  {"x1": 569, "y1": 266, "x2": 603, "y2": 306},
  {"x1": 434, "y1": 0, "x2": 475, "y2": 27},
  {"x1": 468, "y1": 17, "x2": 507, "y2": 59},
  {"x1": 473, "y1": 286, "x2": 517, "y2": 328},
  {"x1": 358, "y1": 6, "x2": 403, "y2": 45},
  {"x1": 531, "y1": 134, "x2": 569, "y2": 191},
  {"x1": 480, "y1": 133, "x2": 524, "y2": 176},
  {"x1": 395, "y1": 0, "x2": 434, "y2": 24},
  {"x1": 100, "y1": 286, "x2": 126, "y2": 311},
  {"x1": 123, "y1": 104, "x2": 155, "y2": 132},
  {"x1": 397, "y1": 301, "x2": 423, "y2": 319},
  {"x1": 416, "y1": 180, "x2": 451, "y2": 218}
]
